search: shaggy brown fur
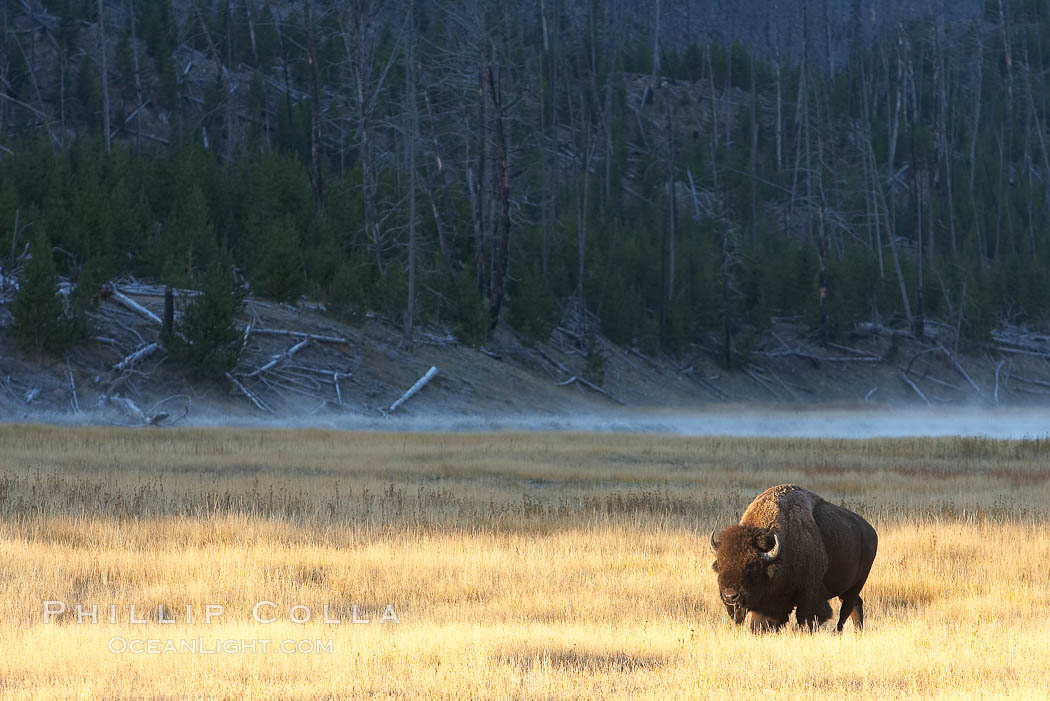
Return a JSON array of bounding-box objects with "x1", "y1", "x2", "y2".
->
[{"x1": 710, "y1": 484, "x2": 878, "y2": 633}]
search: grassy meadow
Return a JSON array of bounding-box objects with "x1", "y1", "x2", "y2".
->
[{"x1": 0, "y1": 423, "x2": 1048, "y2": 699}]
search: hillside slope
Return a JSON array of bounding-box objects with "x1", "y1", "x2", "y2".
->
[{"x1": 1, "y1": 281, "x2": 1046, "y2": 427}]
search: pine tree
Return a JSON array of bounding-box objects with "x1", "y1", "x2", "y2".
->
[
  {"x1": 168, "y1": 258, "x2": 246, "y2": 380},
  {"x1": 10, "y1": 235, "x2": 79, "y2": 354}
]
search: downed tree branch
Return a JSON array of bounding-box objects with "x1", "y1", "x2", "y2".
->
[
  {"x1": 110, "y1": 288, "x2": 162, "y2": 325},
  {"x1": 900, "y1": 372, "x2": 931, "y2": 405},
  {"x1": 754, "y1": 349, "x2": 880, "y2": 363},
  {"x1": 554, "y1": 376, "x2": 626, "y2": 405},
  {"x1": 248, "y1": 328, "x2": 347, "y2": 344},
  {"x1": 113, "y1": 342, "x2": 160, "y2": 371},
  {"x1": 535, "y1": 346, "x2": 570, "y2": 375},
  {"x1": 994, "y1": 359, "x2": 1006, "y2": 406},
  {"x1": 627, "y1": 345, "x2": 659, "y2": 369},
  {"x1": 939, "y1": 343, "x2": 988, "y2": 403},
  {"x1": 103, "y1": 394, "x2": 145, "y2": 421},
  {"x1": 66, "y1": 360, "x2": 80, "y2": 414},
  {"x1": 244, "y1": 338, "x2": 309, "y2": 378},
  {"x1": 745, "y1": 365, "x2": 783, "y2": 401},
  {"x1": 827, "y1": 342, "x2": 882, "y2": 359},
  {"x1": 146, "y1": 394, "x2": 192, "y2": 426},
  {"x1": 896, "y1": 364, "x2": 961, "y2": 392},
  {"x1": 764, "y1": 366, "x2": 801, "y2": 400},
  {"x1": 226, "y1": 371, "x2": 272, "y2": 412},
  {"x1": 333, "y1": 371, "x2": 345, "y2": 406},
  {"x1": 388, "y1": 366, "x2": 438, "y2": 414},
  {"x1": 680, "y1": 365, "x2": 728, "y2": 400}
]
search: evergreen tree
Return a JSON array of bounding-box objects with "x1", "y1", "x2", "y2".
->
[
  {"x1": 10, "y1": 235, "x2": 80, "y2": 354},
  {"x1": 167, "y1": 258, "x2": 245, "y2": 380}
]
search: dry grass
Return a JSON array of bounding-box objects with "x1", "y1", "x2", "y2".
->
[{"x1": 0, "y1": 423, "x2": 1048, "y2": 699}]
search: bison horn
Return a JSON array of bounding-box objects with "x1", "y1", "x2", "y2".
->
[
  {"x1": 759, "y1": 533, "x2": 781, "y2": 561},
  {"x1": 709, "y1": 529, "x2": 720, "y2": 553}
]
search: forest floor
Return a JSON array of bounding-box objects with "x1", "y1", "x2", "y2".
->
[{"x1": 0, "y1": 283, "x2": 1048, "y2": 428}]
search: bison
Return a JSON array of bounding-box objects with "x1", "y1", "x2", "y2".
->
[{"x1": 709, "y1": 484, "x2": 877, "y2": 633}]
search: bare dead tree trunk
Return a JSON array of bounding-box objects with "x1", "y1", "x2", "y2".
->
[
  {"x1": 863, "y1": 69, "x2": 910, "y2": 321},
  {"x1": 470, "y1": 57, "x2": 489, "y2": 295},
  {"x1": 935, "y1": 14, "x2": 957, "y2": 254},
  {"x1": 823, "y1": 0, "x2": 833, "y2": 76},
  {"x1": 602, "y1": 6, "x2": 617, "y2": 206},
  {"x1": 913, "y1": 129, "x2": 925, "y2": 340},
  {"x1": 97, "y1": 0, "x2": 110, "y2": 151},
  {"x1": 539, "y1": 0, "x2": 552, "y2": 273},
  {"x1": 576, "y1": 89, "x2": 590, "y2": 338},
  {"x1": 651, "y1": 0, "x2": 661, "y2": 78},
  {"x1": 343, "y1": 0, "x2": 398, "y2": 279},
  {"x1": 774, "y1": 3, "x2": 783, "y2": 171},
  {"x1": 789, "y1": 0, "x2": 809, "y2": 221},
  {"x1": 706, "y1": 45, "x2": 719, "y2": 148},
  {"x1": 126, "y1": 0, "x2": 144, "y2": 149},
  {"x1": 862, "y1": 74, "x2": 885, "y2": 278},
  {"x1": 0, "y1": 1, "x2": 6, "y2": 133},
  {"x1": 244, "y1": 0, "x2": 259, "y2": 66},
  {"x1": 402, "y1": 2, "x2": 418, "y2": 350},
  {"x1": 422, "y1": 90, "x2": 456, "y2": 279},
  {"x1": 488, "y1": 64, "x2": 512, "y2": 323},
  {"x1": 970, "y1": 26, "x2": 984, "y2": 262},
  {"x1": 304, "y1": 0, "x2": 324, "y2": 208},
  {"x1": 1021, "y1": 35, "x2": 1048, "y2": 255},
  {"x1": 195, "y1": 5, "x2": 234, "y2": 159},
  {"x1": 750, "y1": 50, "x2": 759, "y2": 245},
  {"x1": 666, "y1": 90, "x2": 677, "y2": 303}
]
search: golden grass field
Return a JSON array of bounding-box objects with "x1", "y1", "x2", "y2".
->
[{"x1": 1, "y1": 422, "x2": 1049, "y2": 699}]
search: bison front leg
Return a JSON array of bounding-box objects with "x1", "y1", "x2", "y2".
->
[
  {"x1": 748, "y1": 612, "x2": 788, "y2": 633},
  {"x1": 795, "y1": 589, "x2": 833, "y2": 631},
  {"x1": 725, "y1": 603, "x2": 747, "y2": 625}
]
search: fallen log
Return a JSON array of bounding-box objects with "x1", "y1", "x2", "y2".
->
[
  {"x1": 827, "y1": 342, "x2": 881, "y2": 359},
  {"x1": 744, "y1": 366, "x2": 782, "y2": 401},
  {"x1": 994, "y1": 360, "x2": 1006, "y2": 406},
  {"x1": 226, "y1": 371, "x2": 272, "y2": 412},
  {"x1": 939, "y1": 344, "x2": 988, "y2": 403},
  {"x1": 105, "y1": 394, "x2": 145, "y2": 420},
  {"x1": 754, "y1": 349, "x2": 880, "y2": 363},
  {"x1": 555, "y1": 375, "x2": 626, "y2": 405},
  {"x1": 333, "y1": 372, "x2": 345, "y2": 406},
  {"x1": 113, "y1": 342, "x2": 160, "y2": 371},
  {"x1": 900, "y1": 372, "x2": 931, "y2": 405},
  {"x1": 244, "y1": 338, "x2": 309, "y2": 378},
  {"x1": 536, "y1": 346, "x2": 570, "y2": 375},
  {"x1": 66, "y1": 360, "x2": 80, "y2": 414},
  {"x1": 110, "y1": 288, "x2": 162, "y2": 325},
  {"x1": 388, "y1": 366, "x2": 438, "y2": 413},
  {"x1": 250, "y1": 328, "x2": 347, "y2": 344},
  {"x1": 895, "y1": 365, "x2": 961, "y2": 392}
]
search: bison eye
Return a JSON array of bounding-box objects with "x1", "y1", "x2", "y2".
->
[{"x1": 711, "y1": 560, "x2": 720, "y2": 573}]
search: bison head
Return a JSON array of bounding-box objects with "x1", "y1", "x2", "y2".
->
[{"x1": 709, "y1": 524, "x2": 782, "y2": 624}]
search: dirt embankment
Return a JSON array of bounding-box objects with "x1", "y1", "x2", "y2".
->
[{"x1": 0, "y1": 285, "x2": 1047, "y2": 427}]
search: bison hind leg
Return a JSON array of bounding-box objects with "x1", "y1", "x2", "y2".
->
[
  {"x1": 836, "y1": 589, "x2": 866, "y2": 631},
  {"x1": 846, "y1": 597, "x2": 864, "y2": 631}
]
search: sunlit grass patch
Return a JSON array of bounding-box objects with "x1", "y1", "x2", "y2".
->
[{"x1": 0, "y1": 425, "x2": 1048, "y2": 698}]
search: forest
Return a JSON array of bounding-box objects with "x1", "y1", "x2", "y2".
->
[{"x1": 1, "y1": 0, "x2": 1048, "y2": 370}]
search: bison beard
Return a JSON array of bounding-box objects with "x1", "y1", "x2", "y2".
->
[{"x1": 709, "y1": 484, "x2": 878, "y2": 633}]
